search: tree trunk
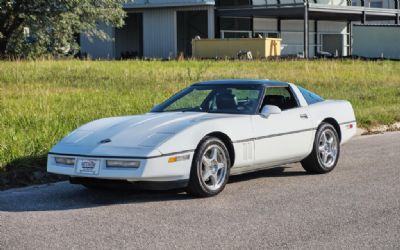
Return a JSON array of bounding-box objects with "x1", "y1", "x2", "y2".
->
[
  {"x1": 0, "y1": 11, "x2": 24, "y2": 56},
  {"x1": 0, "y1": 38, "x2": 8, "y2": 57}
]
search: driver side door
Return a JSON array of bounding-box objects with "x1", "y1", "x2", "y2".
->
[{"x1": 252, "y1": 86, "x2": 314, "y2": 167}]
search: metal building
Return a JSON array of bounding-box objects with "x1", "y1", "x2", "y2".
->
[
  {"x1": 80, "y1": 0, "x2": 400, "y2": 59},
  {"x1": 352, "y1": 24, "x2": 400, "y2": 59}
]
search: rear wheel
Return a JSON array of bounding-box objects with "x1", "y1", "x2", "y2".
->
[
  {"x1": 301, "y1": 123, "x2": 340, "y2": 174},
  {"x1": 187, "y1": 136, "x2": 230, "y2": 197}
]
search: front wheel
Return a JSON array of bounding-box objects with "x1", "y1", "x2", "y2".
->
[
  {"x1": 187, "y1": 136, "x2": 230, "y2": 197},
  {"x1": 301, "y1": 123, "x2": 340, "y2": 174}
]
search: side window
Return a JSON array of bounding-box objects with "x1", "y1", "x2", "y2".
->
[
  {"x1": 208, "y1": 87, "x2": 261, "y2": 113},
  {"x1": 260, "y1": 87, "x2": 299, "y2": 111},
  {"x1": 298, "y1": 87, "x2": 324, "y2": 105}
]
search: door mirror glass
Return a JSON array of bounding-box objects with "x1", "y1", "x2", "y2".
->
[{"x1": 260, "y1": 105, "x2": 282, "y2": 118}]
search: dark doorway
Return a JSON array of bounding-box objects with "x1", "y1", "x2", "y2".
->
[
  {"x1": 115, "y1": 13, "x2": 143, "y2": 59},
  {"x1": 177, "y1": 11, "x2": 208, "y2": 57},
  {"x1": 322, "y1": 34, "x2": 343, "y2": 56}
]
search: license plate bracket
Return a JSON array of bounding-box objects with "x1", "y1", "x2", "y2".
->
[{"x1": 76, "y1": 159, "x2": 100, "y2": 175}]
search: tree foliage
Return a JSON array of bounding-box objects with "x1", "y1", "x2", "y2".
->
[{"x1": 0, "y1": 0, "x2": 127, "y2": 58}]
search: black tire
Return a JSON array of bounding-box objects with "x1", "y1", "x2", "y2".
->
[
  {"x1": 187, "y1": 136, "x2": 231, "y2": 197},
  {"x1": 301, "y1": 122, "x2": 340, "y2": 174}
]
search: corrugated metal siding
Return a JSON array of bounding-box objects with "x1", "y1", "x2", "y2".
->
[
  {"x1": 353, "y1": 25, "x2": 400, "y2": 59},
  {"x1": 143, "y1": 9, "x2": 177, "y2": 58}
]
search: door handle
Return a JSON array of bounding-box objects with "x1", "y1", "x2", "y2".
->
[{"x1": 300, "y1": 114, "x2": 309, "y2": 119}]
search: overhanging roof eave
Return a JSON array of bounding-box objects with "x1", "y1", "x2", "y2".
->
[
  {"x1": 124, "y1": 2, "x2": 215, "y2": 9},
  {"x1": 217, "y1": 4, "x2": 400, "y2": 21}
]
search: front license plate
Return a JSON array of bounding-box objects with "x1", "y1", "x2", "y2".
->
[{"x1": 76, "y1": 159, "x2": 100, "y2": 175}]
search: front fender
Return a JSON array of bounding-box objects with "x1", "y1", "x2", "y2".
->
[{"x1": 156, "y1": 115, "x2": 254, "y2": 155}]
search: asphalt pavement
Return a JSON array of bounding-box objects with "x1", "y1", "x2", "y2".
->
[{"x1": 1, "y1": 132, "x2": 399, "y2": 250}]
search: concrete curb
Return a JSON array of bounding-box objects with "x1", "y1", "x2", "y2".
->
[
  {"x1": 356, "y1": 128, "x2": 366, "y2": 136},
  {"x1": 358, "y1": 122, "x2": 400, "y2": 136}
]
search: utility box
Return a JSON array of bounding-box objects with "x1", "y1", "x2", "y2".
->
[
  {"x1": 352, "y1": 25, "x2": 400, "y2": 59},
  {"x1": 192, "y1": 38, "x2": 281, "y2": 59}
]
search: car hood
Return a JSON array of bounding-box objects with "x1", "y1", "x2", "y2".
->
[{"x1": 50, "y1": 112, "x2": 236, "y2": 157}]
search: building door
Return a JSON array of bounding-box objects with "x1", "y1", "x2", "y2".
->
[
  {"x1": 177, "y1": 11, "x2": 208, "y2": 57},
  {"x1": 115, "y1": 13, "x2": 143, "y2": 59},
  {"x1": 322, "y1": 34, "x2": 343, "y2": 56}
]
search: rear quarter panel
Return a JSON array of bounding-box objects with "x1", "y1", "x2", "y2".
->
[{"x1": 307, "y1": 100, "x2": 357, "y2": 144}]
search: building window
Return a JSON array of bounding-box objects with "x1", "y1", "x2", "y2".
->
[
  {"x1": 370, "y1": 0, "x2": 383, "y2": 7},
  {"x1": 254, "y1": 32, "x2": 280, "y2": 38},
  {"x1": 220, "y1": 17, "x2": 252, "y2": 38},
  {"x1": 222, "y1": 31, "x2": 252, "y2": 38},
  {"x1": 220, "y1": 17, "x2": 252, "y2": 31},
  {"x1": 353, "y1": 0, "x2": 384, "y2": 7},
  {"x1": 217, "y1": 0, "x2": 252, "y2": 7}
]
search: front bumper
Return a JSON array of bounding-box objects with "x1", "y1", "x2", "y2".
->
[{"x1": 47, "y1": 152, "x2": 193, "y2": 183}]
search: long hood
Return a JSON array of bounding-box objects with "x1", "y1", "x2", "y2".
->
[{"x1": 50, "y1": 112, "x2": 241, "y2": 157}]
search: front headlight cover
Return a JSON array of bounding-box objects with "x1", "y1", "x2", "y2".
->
[
  {"x1": 106, "y1": 160, "x2": 141, "y2": 168},
  {"x1": 55, "y1": 157, "x2": 76, "y2": 166}
]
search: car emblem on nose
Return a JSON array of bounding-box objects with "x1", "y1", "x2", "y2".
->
[{"x1": 99, "y1": 138, "x2": 112, "y2": 144}]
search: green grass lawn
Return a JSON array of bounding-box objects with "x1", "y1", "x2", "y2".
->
[{"x1": 1, "y1": 59, "x2": 400, "y2": 188}]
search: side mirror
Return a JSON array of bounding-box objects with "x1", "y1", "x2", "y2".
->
[{"x1": 260, "y1": 105, "x2": 282, "y2": 118}]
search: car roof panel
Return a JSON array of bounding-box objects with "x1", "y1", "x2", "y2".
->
[{"x1": 192, "y1": 79, "x2": 289, "y2": 87}]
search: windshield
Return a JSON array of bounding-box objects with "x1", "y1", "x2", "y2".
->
[{"x1": 151, "y1": 85, "x2": 264, "y2": 114}]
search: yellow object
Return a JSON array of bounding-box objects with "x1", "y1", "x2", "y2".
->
[
  {"x1": 168, "y1": 156, "x2": 177, "y2": 163},
  {"x1": 192, "y1": 38, "x2": 281, "y2": 59},
  {"x1": 168, "y1": 154, "x2": 191, "y2": 163}
]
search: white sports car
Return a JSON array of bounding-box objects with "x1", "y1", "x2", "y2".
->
[{"x1": 48, "y1": 79, "x2": 356, "y2": 197}]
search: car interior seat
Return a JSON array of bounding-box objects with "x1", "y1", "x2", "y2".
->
[
  {"x1": 215, "y1": 92, "x2": 238, "y2": 110},
  {"x1": 262, "y1": 95, "x2": 286, "y2": 110}
]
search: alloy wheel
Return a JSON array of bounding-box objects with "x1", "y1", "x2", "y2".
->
[
  {"x1": 200, "y1": 145, "x2": 228, "y2": 191},
  {"x1": 317, "y1": 129, "x2": 338, "y2": 169}
]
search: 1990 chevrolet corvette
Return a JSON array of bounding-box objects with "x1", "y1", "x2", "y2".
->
[{"x1": 48, "y1": 79, "x2": 356, "y2": 197}]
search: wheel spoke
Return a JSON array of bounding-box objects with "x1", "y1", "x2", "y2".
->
[
  {"x1": 210, "y1": 147, "x2": 218, "y2": 161},
  {"x1": 322, "y1": 151, "x2": 328, "y2": 163},
  {"x1": 202, "y1": 170, "x2": 212, "y2": 182},
  {"x1": 321, "y1": 132, "x2": 327, "y2": 144},
  {"x1": 330, "y1": 148, "x2": 337, "y2": 159},
  {"x1": 216, "y1": 162, "x2": 225, "y2": 171},
  {"x1": 209, "y1": 173, "x2": 218, "y2": 187},
  {"x1": 202, "y1": 157, "x2": 212, "y2": 168}
]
